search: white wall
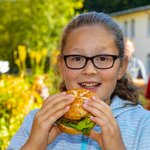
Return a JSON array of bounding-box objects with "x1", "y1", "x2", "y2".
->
[{"x1": 113, "y1": 11, "x2": 150, "y2": 75}]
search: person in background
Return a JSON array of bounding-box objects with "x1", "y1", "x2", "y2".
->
[
  {"x1": 125, "y1": 39, "x2": 147, "y2": 88},
  {"x1": 33, "y1": 75, "x2": 49, "y2": 100},
  {"x1": 7, "y1": 12, "x2": 150, "y2": 150}
]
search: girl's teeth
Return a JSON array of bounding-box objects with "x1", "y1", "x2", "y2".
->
[{"x1": 81, "y1": 83, "x2": 99, "y2": 88}]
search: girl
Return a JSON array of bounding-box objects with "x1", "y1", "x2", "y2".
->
[{"x1": 8, "y1": 12, "x2": 150, "y2": 150}]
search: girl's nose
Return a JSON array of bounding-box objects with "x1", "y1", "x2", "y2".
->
[{"x1": 82, "y1": 60, "x2": 97, "y2": 75}]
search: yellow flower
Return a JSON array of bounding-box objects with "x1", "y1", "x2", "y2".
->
[
  {"x1": 51, "y1": 49, "x2": 60, "y2": 65},
  {"x1": 18, "y1": 45, "x2": 27, "y2": 63},
  {"x1": 29, "y1": 50, "x2": 36, "y2": 59},
  {"x1": 15, "y1": 59, "x2": 21, "y2": 68},
  {"x1": 41, "y1": 48, "x2": 47, "y2": 57},
  {"x1": 35, "y1": 51, "x2": 42, "y2": 64}
]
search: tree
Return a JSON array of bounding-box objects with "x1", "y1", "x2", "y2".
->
[
  {"x1": 83, "y1": 0, "x2": 150, "y2": 13},
  {"x1": 0, "y1": 0, "x2": 83, "y2": 72}
]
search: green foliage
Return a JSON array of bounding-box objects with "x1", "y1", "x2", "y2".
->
[
  {"x1": 0, "y1": 0, "x2": 83, "y2": 72},
  {"x1": 0, "y1": 75, "x2": 43, "y2": 149},
  {"x1": 14, "y1": 45, "x2": 49, "y2": 75},
  {"x1": 0, "y1": 67, "x2": 62, "y2": 149},
  {"x1": 0, "y1": 43, "x2": 63, "y2": 149}
]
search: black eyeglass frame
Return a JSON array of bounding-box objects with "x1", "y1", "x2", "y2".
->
[{"x1": 62, "y1": 54, "x2": 123, "y2": 70}]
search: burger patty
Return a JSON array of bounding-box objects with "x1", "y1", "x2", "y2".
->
[{"x1": 57, "y1": 117, "x2": 85, "y2": 125}]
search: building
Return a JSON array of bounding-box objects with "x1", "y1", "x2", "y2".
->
[{"x1": 111, "y1": 5, "x2": 150, "y2": 75}]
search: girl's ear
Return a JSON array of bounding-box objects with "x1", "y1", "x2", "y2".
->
[{"x1": 117, "y1": 56, "x2": 129, "y2": 80}]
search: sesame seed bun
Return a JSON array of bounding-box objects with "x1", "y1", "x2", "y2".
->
[{"x1": 57, "y1": 88, "x2": 95, "y2": 134}]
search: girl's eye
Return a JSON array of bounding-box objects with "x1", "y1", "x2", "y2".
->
[
  {"x1": 71, "y1": 56, "x2": 83, "y2": 62},
  {"x1": 97, "y1": 56, "x2": 108, "y2": 61}
]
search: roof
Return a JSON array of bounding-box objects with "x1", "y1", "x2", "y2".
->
[{"x1": 111, "y1": 5, "x2": 150, "y2": 17}]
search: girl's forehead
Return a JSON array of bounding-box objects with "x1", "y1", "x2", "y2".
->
[
  {"x1": 63, "y1": 25, "x2": 118, "y2": 55},
  {"x1": 70, "y1": 24, "x2": 110, "y2": 34},
  {"x1": 66, "y1": 25, "x2": 116, "y2": 46}
]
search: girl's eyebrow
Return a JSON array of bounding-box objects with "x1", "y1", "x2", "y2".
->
[{"x1": 70, "y1": 47, "x2": 85, "y2": 52}]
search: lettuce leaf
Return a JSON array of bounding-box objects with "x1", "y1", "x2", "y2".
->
[{"x1": 63, "y1": 117, "x2": 95, "y2": 134}]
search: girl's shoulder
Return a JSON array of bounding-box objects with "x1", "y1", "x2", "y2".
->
[
  {"x1": 25, "y1": 109, "x2": 39, "y2": 118},
  {"x1": 136, "y1": 106, "x2": 150, "y2": 121},
  {"x1": 22, "y1": 109, "x2": 39, "y2": 128},
  {"x1": 112, "y1": 96, "x2": 150, "y2": 124},
  {"x1": 120, "y1": 105, "x2": 150, "y2": 126}
]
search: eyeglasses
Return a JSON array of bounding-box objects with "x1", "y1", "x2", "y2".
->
[{"x1": 62, "y1": 54, "x2": 122, "y2": 69}]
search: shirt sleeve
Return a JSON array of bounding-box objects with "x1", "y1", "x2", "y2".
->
[{"x1": 7, "y1": 109, "x2": 38, "y2": 150}]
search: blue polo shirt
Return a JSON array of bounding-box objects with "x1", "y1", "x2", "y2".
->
[{"x1": 7, "y1": 96, "x2": 150, "y2": 150}]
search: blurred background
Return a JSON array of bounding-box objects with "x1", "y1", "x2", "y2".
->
[{"x1": 0, "y1": 0, "x2": 150, "y2": 149}]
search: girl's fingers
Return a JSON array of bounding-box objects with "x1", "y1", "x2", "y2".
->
[
  {"x1": 44, "y1": 105, "x2": 70, "y2": 125},
  {"x1": 36, "y1": 98, "x2": 74, "y2": 125},
  {"x1": 83, "y1": 97, "x2": 112, "y2": 121},
  {"x1": 86, "y1": 130, "x2": 103, "y2": 149},
  {"x1": 42, "y1": 95, "x2": 74, "y2": 119},
  {"x1": 83, "y1": 101, "x2": 111, "y2": 121},
  {"x1": 92, "y1": 96, "x2": 111, "y2": 112},
  {"x1": 83, "y1": 103, "x2": 107, "y2": 121},
  {"x1": 90, "y1": 115, "x2": 110, "y2": 128},
  {"x1": 39, "y1": 93, "x2": 74, "y2": 116},
  {"x1": 33, "y1": 92, "x2": 74, "y2": 131},
  {"x1": 42, "y1": 92, "x2": 66, "y2": 106},
  {"x1": 48, "y1": 125, "x2": 61, "y2": 144},
  {"x1": 83, "y1": 97, "x2": 117, "y2": 130},
  {"x1": 33, "y1": 105, "x2": 70, "y2": 134}
]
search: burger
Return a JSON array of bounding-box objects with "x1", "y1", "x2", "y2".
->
[{"x1": 57, "y1": 88, "x2": 95, "y2": 134}]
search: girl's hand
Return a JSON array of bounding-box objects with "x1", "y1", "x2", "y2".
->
[
  {"x1": 21, "y1": 92, "x2": 74, "y2": 150},
  {"x1": 83, "y1": 97, "x2": 126, "y2": 150}
]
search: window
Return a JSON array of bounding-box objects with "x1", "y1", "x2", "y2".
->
[
  {"x1": 123, "y1": 21, "x2": 128, "y2": 36},
  {"x1": 148, "y1": 15, "x2": 150, "y2": 36},
  {"x1": 131, "y1": 19, "x2": 135, "y2": 38}
]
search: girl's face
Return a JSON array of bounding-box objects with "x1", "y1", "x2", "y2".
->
[{"x1": 58, "y1": 25, "x2": 128, "y2": 103}]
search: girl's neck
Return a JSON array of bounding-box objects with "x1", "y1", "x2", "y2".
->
[{"x1": 105, "y1": 99, "x2": 111, "y2": 105}]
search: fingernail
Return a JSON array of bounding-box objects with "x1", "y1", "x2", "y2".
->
[
  {"x1": 83, "y1": 104, "x2": 87, "y2": 108},
  {"x1": 66, "y1": 94, "x2": 74, "y2": 101},
  {"x1": 61, "y1": 92, "x2": 66, "y2": 95},
  {"x1": 64, "y1": 106, "x2": 70, "y2": 112},
  {"x1": 92, "y1": 96, "x2": 96, "y2": 100},
  {"x1": 90, "y1": 116, "x2": 94, "y2": 120},
  {"x1": 84, "y1": 100, "x2": 89, "y2": 104}
]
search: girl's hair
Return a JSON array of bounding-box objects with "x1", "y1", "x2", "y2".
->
[{"x1": 59, "y1": 12, "x2": 139, "y2": 104}]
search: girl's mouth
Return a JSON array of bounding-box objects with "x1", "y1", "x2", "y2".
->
[{"x1": 78, "y1": 82, "x2": 101, "y2": 90}]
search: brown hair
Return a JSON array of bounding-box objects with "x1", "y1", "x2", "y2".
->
[{"x1": 59, "y1": 12, "x2": 139, "y2": 104}]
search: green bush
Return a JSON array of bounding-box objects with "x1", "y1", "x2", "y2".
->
[
  {"x1": 0, "y1": 74, "x2": 54, "y2": 149},
  {"x1": 0, "y1": 75, "x2": 38, "y2": 149},
  {"x1": 0, "y1": 0, "x2": 83, "y2": 72}
]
